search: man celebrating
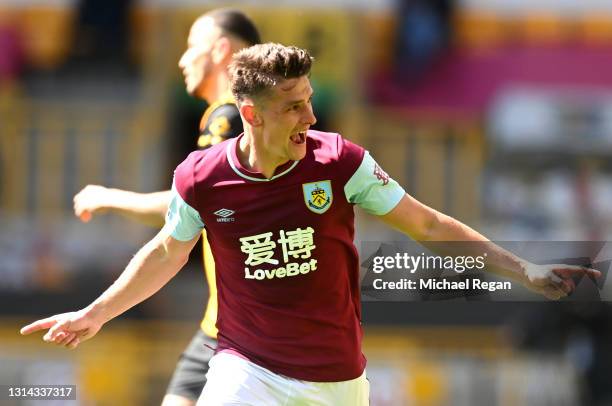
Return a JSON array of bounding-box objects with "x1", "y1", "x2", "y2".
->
[
  {"x1": 22, "y1": 44, "x2": 599, "y2": 405},
  {"x1": 71, "y1": 9, "x2": 260, "y2": 406}
]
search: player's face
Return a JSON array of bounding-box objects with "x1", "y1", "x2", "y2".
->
[
  {"x1": 178, "y1": 17, "x2": 220, "y2": 99},
  {"x1": 257, "y1": 76, "x2": 317, "y2": 163}
]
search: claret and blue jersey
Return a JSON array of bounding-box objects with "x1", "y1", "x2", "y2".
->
[{"x1": 165, "y1": 130, "x2": 405, "y2": 382}]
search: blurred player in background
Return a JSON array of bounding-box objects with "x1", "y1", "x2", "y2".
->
[
  {"x1": 71, "y1": 9, "x2": 260, "y2": 406},
  {"x1": 21, "y1": 44, "x2": 600, "y2": 405}
]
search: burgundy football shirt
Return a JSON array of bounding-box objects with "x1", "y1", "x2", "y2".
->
[{"x1": 170, "y1": 130, "x2": 404, "y2": 381}]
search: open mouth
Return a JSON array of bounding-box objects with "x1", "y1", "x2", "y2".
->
[{"x1": 290, "y1": 131, "x2": 307, "y2": 145}]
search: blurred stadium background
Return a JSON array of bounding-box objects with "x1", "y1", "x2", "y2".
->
[{"x1": 2, "y1": 0, "x2": 612, "y2": 405}]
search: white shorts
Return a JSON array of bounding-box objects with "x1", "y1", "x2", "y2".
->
[{"x1": 197, "y1": 352, "x2": 369, "y2": 406}]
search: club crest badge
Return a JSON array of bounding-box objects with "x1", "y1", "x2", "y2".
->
[{"x1": 302, "y1": 181, "x2": 333, "y2": 214}]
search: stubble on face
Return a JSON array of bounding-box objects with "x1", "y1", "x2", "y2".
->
[{"x1": 259, "y1": 77, "x2": 315, "y2": 162}]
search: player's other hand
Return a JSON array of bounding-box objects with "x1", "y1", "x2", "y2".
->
[
  {"x1": 73, "y1": 185, "x2": 112, "y2": 222},
  {"x1": 20, "y1": 309, "x2": 103, "y2": 349},
  {"x1": 521, "y1": 263, "x2": 601, "y2": 300}
]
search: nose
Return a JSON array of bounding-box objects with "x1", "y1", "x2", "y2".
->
[
  {"x1": 303, "y1": 103, "x2": 317, "y2": 126},
  {"x1": 178, "y1": 51, "x2": 188, "y2": 69}
]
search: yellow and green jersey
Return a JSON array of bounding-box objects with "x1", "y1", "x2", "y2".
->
[{"x1": 197, "y1": 91, "x2": 242, "y2": 338}]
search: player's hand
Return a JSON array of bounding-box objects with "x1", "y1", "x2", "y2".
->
[
  {"x1": 521, "y1": 263, "x2": 601, "y2": 300},
  {"x1": 20, "y1": 309, "x2": 103, "y2": 349},
  {"x1": 73, "y1": 185, "x2": 112, "y2": 222}
]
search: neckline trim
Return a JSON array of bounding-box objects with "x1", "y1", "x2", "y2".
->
[{"x1": 226, "y1": 136, "x2": 300, "y2": 182}]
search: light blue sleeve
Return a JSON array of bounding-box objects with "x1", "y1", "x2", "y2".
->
[
  {"x1": 163, "y1": 182, "x2": 205, "y2": 241},
  {"x1": 344, "y1": 152, "x2": 405, "y2": 215}
]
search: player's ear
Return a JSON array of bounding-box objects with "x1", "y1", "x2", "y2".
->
[
  {"x1": 240, "y1": 103, "x2": 263, "y2": 127},
  {"x1": 212, "y1": 37, "x2": 231, "y2": 64}
]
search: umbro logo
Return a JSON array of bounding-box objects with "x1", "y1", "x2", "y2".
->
[{"x1": 214, "y1": 208, "x2": 235, "y2": 222}]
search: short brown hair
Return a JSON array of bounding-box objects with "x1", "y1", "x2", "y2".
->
[{"x1": 229, "y1": 43, "x2": 312, "y2": 102}]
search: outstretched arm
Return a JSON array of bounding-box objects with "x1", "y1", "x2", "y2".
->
[
  {"x1": 20, "y1": 227, "x2": 200, "y2": 348},
  {"x1": 379, "y1": 194, "x2": 600, "y2": 300},
  {"x1": 73, "y1": 185, "x2": 171, "y2": 227}
]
